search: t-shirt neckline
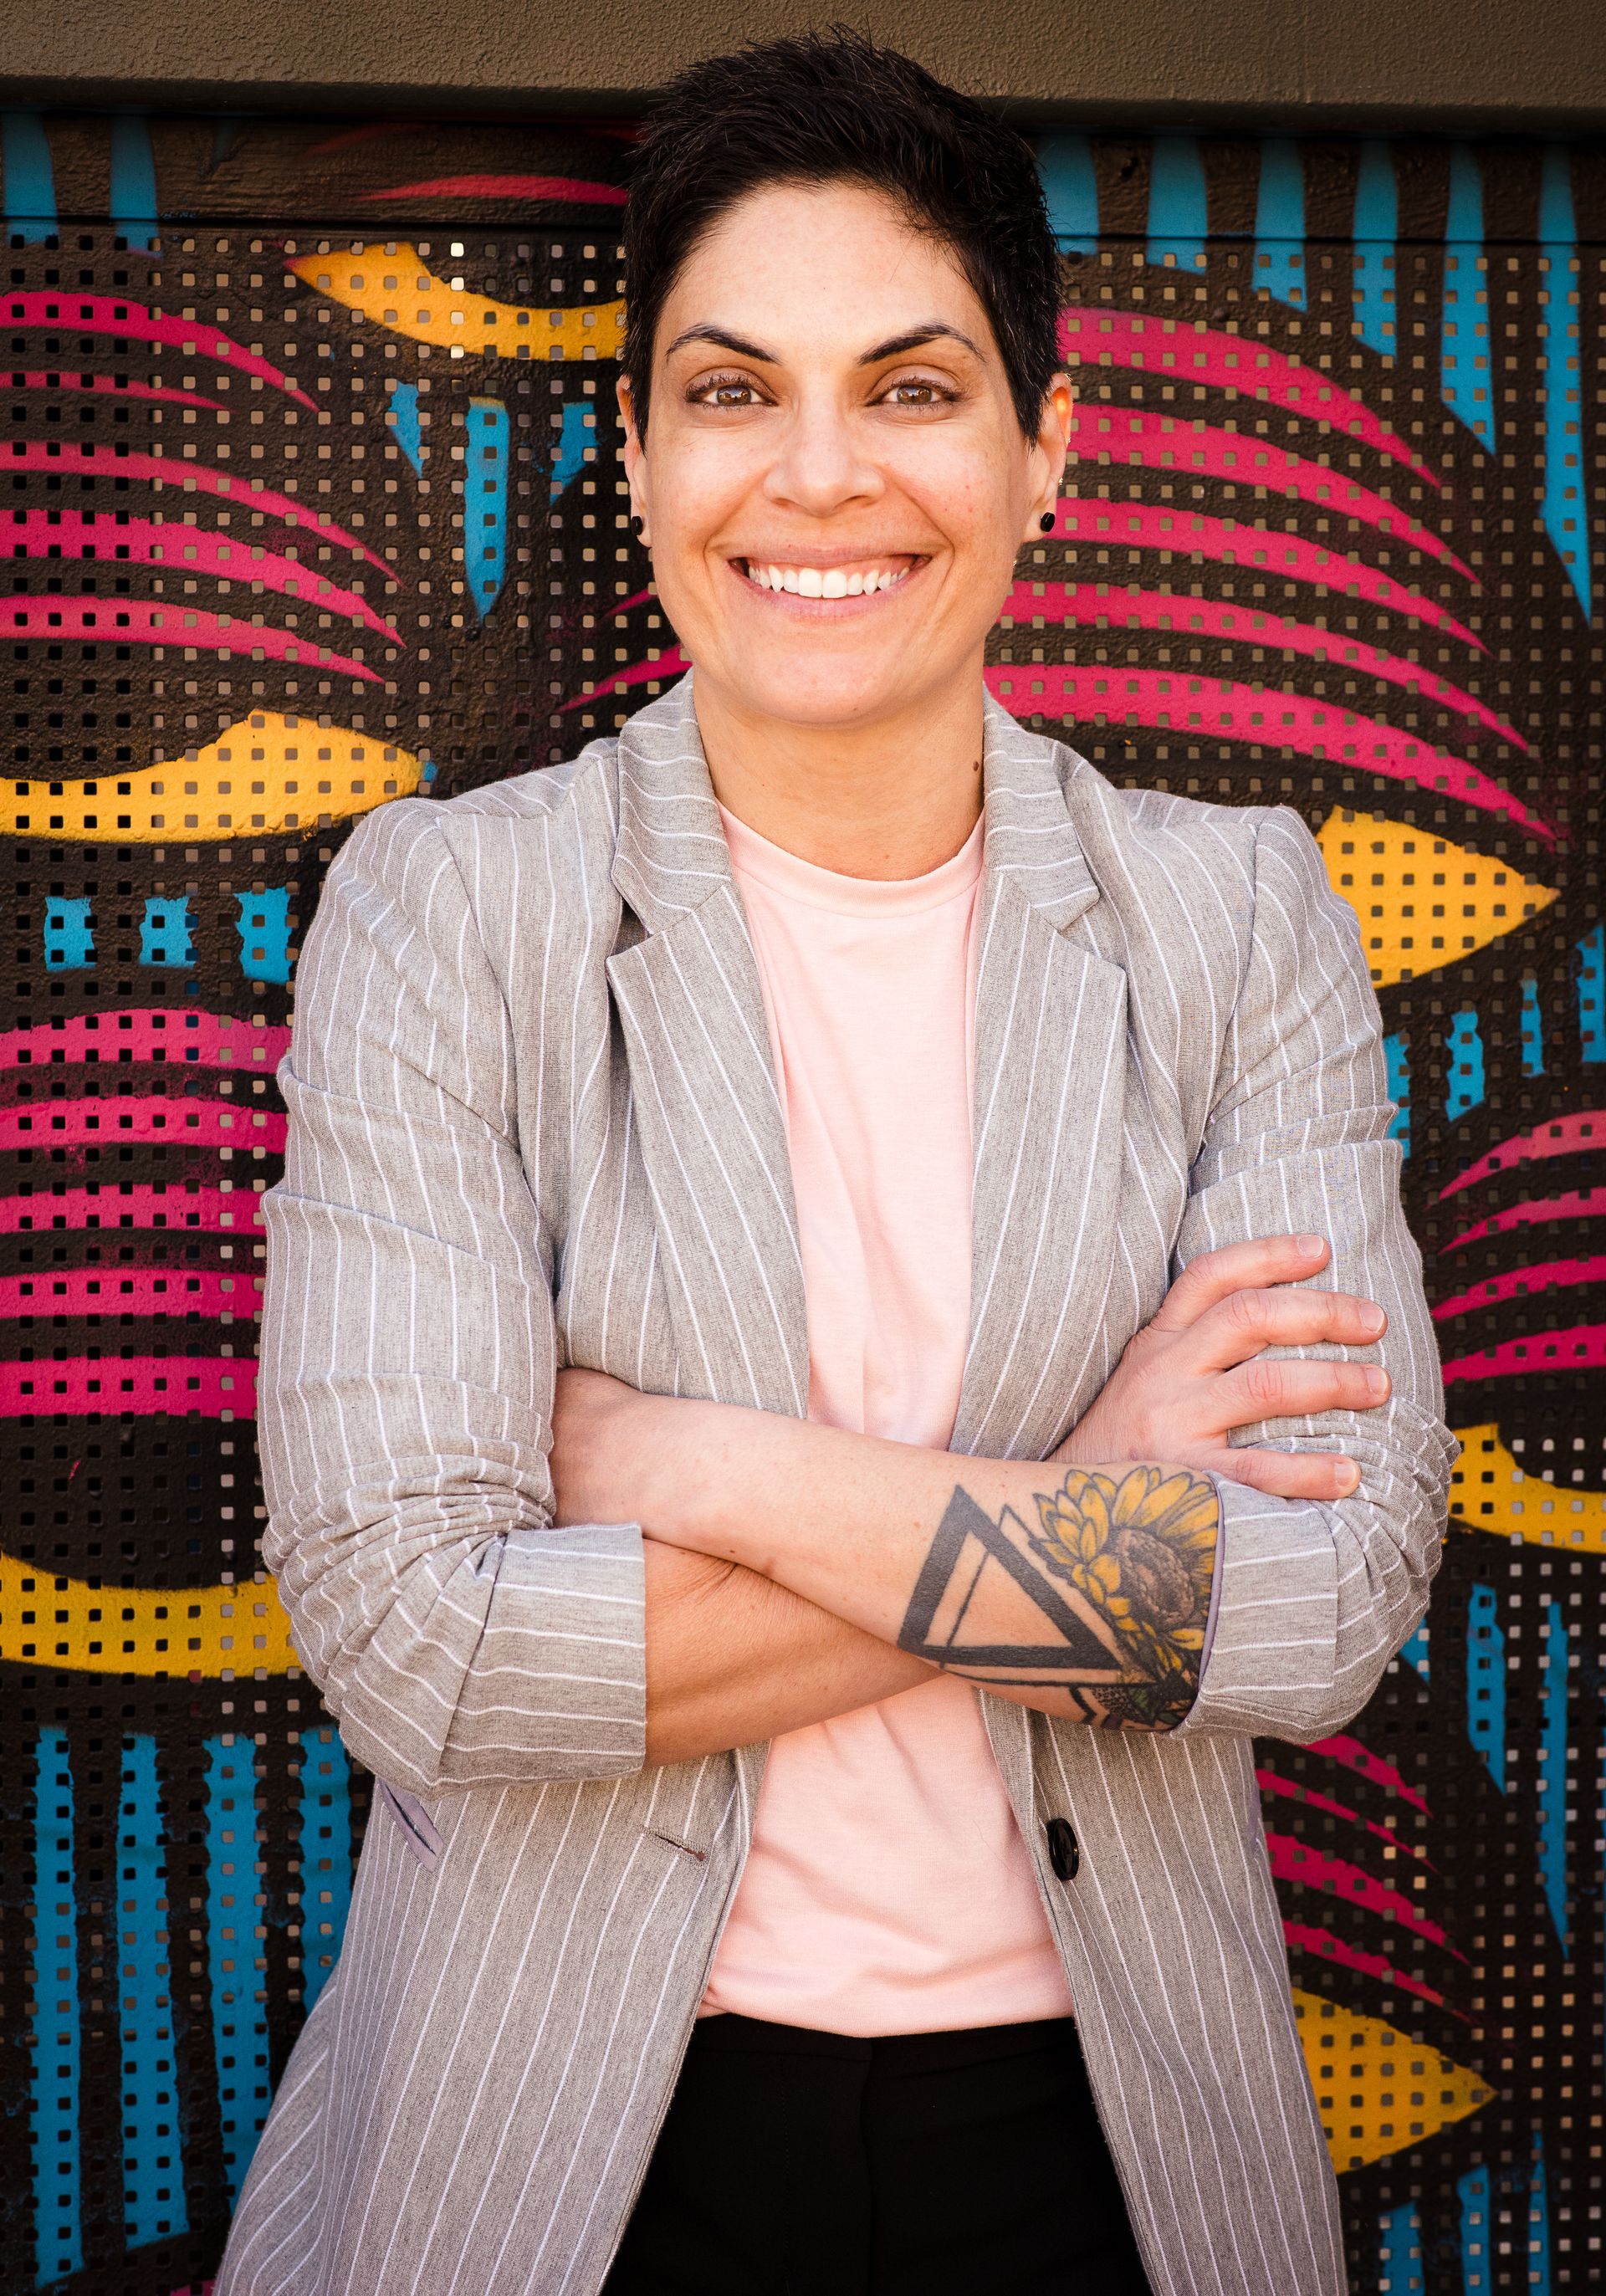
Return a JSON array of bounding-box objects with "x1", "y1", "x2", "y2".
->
[{"x1": 715, "y1": 800, "x2": 985, "y2": 918}]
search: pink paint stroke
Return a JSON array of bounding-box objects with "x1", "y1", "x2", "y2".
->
[
  {"x1": 1048, "y1": 499, "x2": 1481, "y2": 649},
  {"x1": 559, "y1": 647, "x2": 691, "y2": 712},
  {"x1": 1058, "y1": 308, "x2": 1437, "y2": 485},
  {"x1": 359, "y1": 175, "x2": 627, "y2": 206},
  {"x1": 1, "y1": 444, "x2": 391, "y2": 580},
  {"x1": 1442, "y1": 1324, "x2": 1606, "y2": 1384},
  {"x1": 0, "y1": 596, "x2": 382, "y2": 681},
  {"x1": 1307, "y1": 1732, "x2": 1431, "y2": 1815},
  {"x1": 1266, "y1": 1831, "x2": 1462, "y2": 1956},
  {"x1": 604, "y1": 586, "x2": 658, "y2": 619},
  {"x1": 1257, "y1": 1767, "x2": 1433, "y2": 1867},
  {"x1": 0, "y1": 1354, "x2": 255, "y2": 1417},
  {"x1": 984, "y1": 662, "x2": 1553, "y2": 845},
  {"x1": 0, "y1": 292, "x2": 314, "y2": 409},
  {"x1": 3, "y1": 511, "x2": 395, "y2": 638},
  {"x1": 1443, "y1": 1185, "x2": 1606, "y2": 1252},
  {"x1": 0, "y1": 1095, "x2": 287, "y2": 1153},
  {"x1": 1001, "y1": 580, "x2": 1527, "y2": 749},
  {"x1": 1281, "y1": 1921, "x2": 1465, "y2": 2019},
  {"x1": 1434, "y1": 1255, "x2": 1606, "y2": 1320},
  {"x1": 5, "y1": 370, "x2": 225, "y2": 411},
  {"x1": 1069, "y1": 407, "x2": 1473, "y2": 581},
  {"x1": 1440, "y1": 1112, "x2": 1606, "y2": 1199},
  {"x1": 0, "y1": 1266, "x2": 258, "y2": 1319},
  {"x1": 0, "y1": 1008, "x2": 287, "y2": 1072},
  {"x1": 0, "y1": 1184, "x2": 263, "y2": 1234}
]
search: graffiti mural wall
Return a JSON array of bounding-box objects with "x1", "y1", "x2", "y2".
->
[{"x1": 0, "y1": 109, "x2": 1601, "y2": 2294}]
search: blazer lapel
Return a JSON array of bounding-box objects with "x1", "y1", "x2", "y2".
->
[
  {"x1": 950, "y1": 698, "x2": 1130, "y2": 1465},
  {"x1": 605, "y1": 675, "x2": 811, "y2": 1418}
]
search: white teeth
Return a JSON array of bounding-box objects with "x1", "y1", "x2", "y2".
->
[{"x1": 743, "y1": 560, "x2": 913, "y2": 594}]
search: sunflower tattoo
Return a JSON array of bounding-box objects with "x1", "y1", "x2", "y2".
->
[{"x1": 1027, "y1": 1466, "x2": 1219, "y2": 1687}]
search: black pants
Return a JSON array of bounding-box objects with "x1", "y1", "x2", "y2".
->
[{"x1": 601, "y1": 2012, "x2": 1153, "y2": 2295}]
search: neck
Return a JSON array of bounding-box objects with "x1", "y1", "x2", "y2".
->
[{"x1": 690, "y1": 667, "x2": 987, "y2": 881}]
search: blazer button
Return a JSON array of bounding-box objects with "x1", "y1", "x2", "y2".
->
[{"x1": 1044, "y1": 1816, "x2": 1080, "y2": 1883}]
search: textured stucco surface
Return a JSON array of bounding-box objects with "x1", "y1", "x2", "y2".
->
[{"x1": 5, "y1": 0, "x2": 1606, "y2": 126}]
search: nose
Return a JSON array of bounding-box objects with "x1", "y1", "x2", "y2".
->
[{"x1": 761, "y1": 392, "x2": 884, "y2": 521}]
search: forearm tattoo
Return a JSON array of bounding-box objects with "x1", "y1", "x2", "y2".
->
[{"x1": 897, "y1": 1465, "x2": 1220, "y2": 1731}]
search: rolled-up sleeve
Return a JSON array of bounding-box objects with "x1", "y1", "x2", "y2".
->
[
  {"x1": 1173, "y1": 805, "x2": 1458, "y2": 1744},
  {"x1": 257, "y1": 796, "x2": 647, "y2": 1793}
]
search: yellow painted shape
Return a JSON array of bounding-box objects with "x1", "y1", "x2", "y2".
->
[
  {"x1": 1316, "y1": 809, "x2": 1557, "y2": 989},
  {"x1": 1292, "y1": 1987, "x2": 1493, "y2": 2174},
  {"x1": 1450, "y1": 1422, "x2": 1606, "y2": 1552},
  {"x1": 6, "y1": 716, "x2": 425, "y2": 841},
  {"x1": 289, "y1": 246, "x2": 622, "y2": 361},
  {"x1": 1, "y1": 1548, "x2": 297, "y2": 1675}
]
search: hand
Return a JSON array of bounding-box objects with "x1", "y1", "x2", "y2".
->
[
  {"x1": 550, "y1": 1365, "x2": 703, "y2": 1531},
  {"x1": 1055, "y1": 1235, "x2": 1389, "y2": 1500}
]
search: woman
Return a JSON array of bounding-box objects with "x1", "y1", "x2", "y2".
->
[{"x1": 219, "y1": 31, "x2": 1454, "y2": 2296}]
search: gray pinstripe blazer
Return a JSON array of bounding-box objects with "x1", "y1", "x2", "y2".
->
[{"x1": 218, "y1": 674, "x2": 1455, "y2": 2296}]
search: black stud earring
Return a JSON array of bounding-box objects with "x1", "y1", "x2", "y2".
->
[
  {"x1": 628, "y1": 513, "x2": 645, "y2": 537},
  {"x1": 1038, "y1": 509, "x2": 1056, "y2": 534}
]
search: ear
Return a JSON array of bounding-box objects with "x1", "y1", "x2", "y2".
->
[
  {"x1": 616, "y1": 372, "x2": 651, "y2": 533},
  {"x1": 1022, "y1": 371, "x2": 1075, "y2": 543}
]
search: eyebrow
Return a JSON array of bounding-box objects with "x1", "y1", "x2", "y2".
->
[{"x1": 662, "y1": 320, "x2": 985, "y2": 366}]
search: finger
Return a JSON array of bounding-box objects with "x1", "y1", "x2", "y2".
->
[
  {"x1": 1205, "y1": 1445, "x2": 1363, "y2": 1501},
  {"x1": 1149, "y1": 1235, "x2": 1331, "y2": 1332},
  {"x1": 1193, "y1": 1286, "x2": 1388, "y2": 1371},
  {"x1": 1222, "y1": 1358, "x2": 1391, "y2": 1421}
]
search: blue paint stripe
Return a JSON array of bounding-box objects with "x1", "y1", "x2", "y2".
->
[
  {"x1": 550, "y1": 399, "x2": 595, "y2": 501},
  {"x1": 299, "y1": 1728, "x2": 353, "y2": 2012},
  {"x1": 1384, "y1": 1031, "x2": 1410, "y2": 1155},
  {"x1": 44, "y1": 895, "x2": 94, "y2": 971},
  {"x1": 464, "y1": 396, "x2": 510, "y2": 621},
  {"x1": 1036, "y1": 130, "x2": 1099, "y2": 255},
  {"x1": 1353, "y1": 141, "x2": 1398, "y2": 355},
  {"x1": 120, "y1": 1735, "x2": 187, "y2": 2247},
  {"x1": 1540, "y1": 146, "x2": 1593, "y2": 619},
  {"x1": 207, "y1": 1736, "x2": 273, "y2": 2202},
  {"x1": 1528, "y1": 2132, "x2": 1552, "y2": 2295},
  {"x1": 3, "y1": 113, "x2": 56, "y2": 242},
  {"x1": 387, "y1": 381, "x2": 424, "y2": 476},
  {"x1": 1580, "y1": 923, "x2": 1604, "y2": 1062},
  {"x1": 1446, "y1": 1006, "x2": 1486, "y2": 1120},
  {"x1": 1147, "y1": 138, "x2": 1207, "y2": 272},
  {"x1": 1458, "y1": 2160, "x2": 1491, "y2": 2293},
  {"x1": 109, "y1": 115, "x2": 158, "y2": 250},
  {"x1": 1378, "y1": 2199, "x2": 1420, "y2": 2292},
  {"x1": 140, "y1": 895, "x2": 194, "y2": 969},
  {"x1": 1521, "y1": 974, "x2": 1545, "y2": 1076},
  {"x1": 1254, "y1": 138, "x2": 1306, "y2": 307},
  {"x1": 1467, "y1": 1583, "x2": 1506, "y2": 1794},
  {"x1": 1398, "y1": 1620, "x2": 1430, "y2": 1680},
  {"x1": 235, "y1": 886, "x2": 292, "y2": 984},
  {"x1": 1538, "y1": 1599, "x2": 1569, "y2": 1944},
  {"x1": 1442, "y1": 146, "x2": 1496, "y2": 453},
  {"x1": 32, "y1": 1728, "x2": 84, "y2": 2286}
]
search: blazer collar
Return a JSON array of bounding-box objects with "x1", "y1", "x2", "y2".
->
[{"x1": 609, "y1": 668, "x2": 1102, "y2": 938}]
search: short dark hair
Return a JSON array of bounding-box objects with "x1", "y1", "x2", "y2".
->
[{"x1": 621, "y1": 27, "x2": 1061, "y2": 441}]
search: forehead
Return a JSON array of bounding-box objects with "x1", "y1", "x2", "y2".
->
[{"x1": 657, "y1": 180, "x2": 996, "y2": 357}]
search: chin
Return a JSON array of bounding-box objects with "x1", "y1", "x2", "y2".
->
[{"x1": 706, "y1": 643, "x2": 943, "y2": 732}]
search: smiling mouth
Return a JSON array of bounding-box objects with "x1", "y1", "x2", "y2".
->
[{"x1": 733, "y1": 555, "x2": 923, "y2": 597}]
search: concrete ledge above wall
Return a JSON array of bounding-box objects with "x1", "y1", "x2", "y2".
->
[{"x1": 5, "y1": 0, "x2": 1606, "y2": 131}]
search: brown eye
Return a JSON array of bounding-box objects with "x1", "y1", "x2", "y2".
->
[
  {"x1": 689, "y1": 374, "x2": 764, "y2": 409},
  {"x1": 880, "y1": 379, "x2": 953, "y2": 410}
]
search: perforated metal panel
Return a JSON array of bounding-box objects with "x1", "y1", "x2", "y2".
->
[{"x1": 0, "y1": 115, "x2": 1600, "y2": 2296}]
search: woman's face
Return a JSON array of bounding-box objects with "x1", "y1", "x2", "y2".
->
[{"x1": 620, "y1": 181, "x2": 1072, "y2": 737}]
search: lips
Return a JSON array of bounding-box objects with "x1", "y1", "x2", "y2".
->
[{"x1": 734, "y1": 555, "x2": 919, "y2": 597}]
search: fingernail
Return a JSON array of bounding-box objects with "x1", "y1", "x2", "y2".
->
[
  {"x1": 1337, "y1": 1460, "x2": 1361, "y2": 1492},
  {"x1": 1360, "y1": 1304, "x2": 1386, "y2": 1336},
  {"x1": 1297, "y1": 1234, "x2": 1325, "y2": 1255},
  {"x1": 1365, "y1": 1366, "x2": 1390, "y2": 1398}
]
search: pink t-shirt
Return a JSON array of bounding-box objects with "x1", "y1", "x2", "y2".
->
[{"x1": 698, "y1": 800, "x2": 1074, "y2": 2037}]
